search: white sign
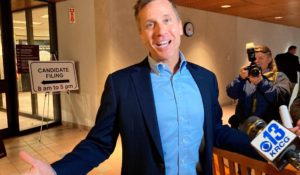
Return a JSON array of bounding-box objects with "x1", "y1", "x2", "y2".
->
[
  {"x1": 28, "y1": 61, "x2": 79, "y2": 93},
  {"x1": 251, "y1": 120, "x2": 296, "y2": 161}
]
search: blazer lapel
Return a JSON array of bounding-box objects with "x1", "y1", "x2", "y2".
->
[
  {"x1": 187, "y1": 64, "x2": 214, "y2": 175},
  {"x1": 187, "y1": 64, "x2": 212, "y2": 130},
  {"x1": 187, "y1": 64, "x2": 214, "y2": 152},
  {"x1": 131, "y1": 59, "x2": 164, "y2": 160}
]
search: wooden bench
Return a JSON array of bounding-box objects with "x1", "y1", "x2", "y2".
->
[{"x1": 213, "y1": 147, "x2": 299, "y2": 175}]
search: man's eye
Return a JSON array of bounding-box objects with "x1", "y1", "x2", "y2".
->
[
  {"x1": 163, "y1": 18, "x2": 171, "y2": 24},
  {"x1": 145, "y1": 22, "x2": 154, "y2": 29}
]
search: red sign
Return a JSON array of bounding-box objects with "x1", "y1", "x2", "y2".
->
[{"x1": 69, "y1": 7, "x2": 75, "y2": 23}]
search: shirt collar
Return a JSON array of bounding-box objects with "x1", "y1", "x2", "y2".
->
[{"x1": 148, "y1": 51, "x2": 187, "y2": 75}]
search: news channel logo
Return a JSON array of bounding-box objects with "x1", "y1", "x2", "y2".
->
[{"x1": 251, "y1": 120, "x2": 296, "y2": 161}]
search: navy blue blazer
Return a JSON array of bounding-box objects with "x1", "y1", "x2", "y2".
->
[{"x1": 52, "y1": 58, "x2": 260, "y2": 175}]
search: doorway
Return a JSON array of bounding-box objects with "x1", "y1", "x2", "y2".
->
[{"x1": 0, "y1": 1, "x2": 61, "y2": 138}]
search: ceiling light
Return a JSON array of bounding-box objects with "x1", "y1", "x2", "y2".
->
[
  {"x1": 221, "y1": 5, "x2": 231, "y2": 8},
  {"x1": 13, "y1": 20, "x2": 42, "y2": 25},
  {"x1": 41, "y1": 15, "x2": 48, "y2": 18},
  {"x1": 274, "y1": 16, "x2": 283, "y2": 19},
  {"x1": 13, "y1": 26, "x2": 25, "y2": 29},
  {"x1": 13, "y1": 20, "x2": 26, "y2": 24},
  {"x1": 33, "y1": 22, "x2": 42, "y2": 25}
]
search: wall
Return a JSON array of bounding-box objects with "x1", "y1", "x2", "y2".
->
[
  {"x1": 56, "y1": 0, "x2": 98, "y2": 126},
  {"x1": 56, "y1": 0, "x2": 300, "y2": 126}
]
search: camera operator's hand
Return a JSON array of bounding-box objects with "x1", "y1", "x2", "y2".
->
[
  {"x1": 248, "y1": 74, "x2": 263, "y2": 85},
  {"x1": 289, "y1": 119, "x2": 300, "y2": 136},
  {"x1": 240, "y1": 66, "x2": 249, "y2": 79}
]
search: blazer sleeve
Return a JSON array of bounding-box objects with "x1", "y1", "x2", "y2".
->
[
  {"x1": 52, "y1": 74, "x2": 119, "y2": 175},
  {"x1": 213, "y1": 75, "x2": 263, "y2": 160}
]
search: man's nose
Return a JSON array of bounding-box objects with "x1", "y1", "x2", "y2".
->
[{"x1": 155, "y1": 23, "x2": 166, "y2": 34}]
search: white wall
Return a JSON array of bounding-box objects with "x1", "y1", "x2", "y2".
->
[
  {"x1": 56, "y1": 0, "x2": 98, "y2": 126},
  {"x1": 56, "y1": 0, "x2": 300, "y2": 126}
]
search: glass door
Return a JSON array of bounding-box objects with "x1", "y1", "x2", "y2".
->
[
  {"x1": 13, "y1": 7, "x2": 55, "y2": 131},
  {"x1": 0, "y1": 1, "x2": 61, "y2": 138},
  {"x1": 0, "y1": 0, "x2": 19, "y2": 137},
  {"x1": 13, "y1": 6, "x2": 61, "y2": 132},
  {"x1": 0, "y1": 25, "x2": 8, "y2": 132}
]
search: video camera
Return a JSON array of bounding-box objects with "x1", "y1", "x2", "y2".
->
[
  {"x1": 246, "y1": 43, "x2": 261, "y2": 77},
  {"x1": 240, "y1": 106, "x2": 300, "y2": 171}
]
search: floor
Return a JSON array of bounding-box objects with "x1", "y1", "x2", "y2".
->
[{"x1": 0, "y1": 105, "x2": 235, "y2": 175}]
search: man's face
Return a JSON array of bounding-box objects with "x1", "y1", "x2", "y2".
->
[
  {"x1": 290, "y1": 48, "x2": 297, "y2": 55},
  {"x1": 137, "y1": 0, "x2": 183, "y2": 62}
]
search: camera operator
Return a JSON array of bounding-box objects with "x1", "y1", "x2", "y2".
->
[
  {"x1": 227, "y1": 44, "x2": 291, "y2": 129},
  {"x1": 290, "y1": 90, "x2": 300, "y2": 137}
]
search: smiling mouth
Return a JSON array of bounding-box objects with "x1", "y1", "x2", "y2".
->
[{"x1": 156, "y1": 40, "x2": 171, "y2": 47}]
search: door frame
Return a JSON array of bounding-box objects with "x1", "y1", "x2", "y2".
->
[{"x1": 0, "y1": 0, "x2": 62, "y2": 138}]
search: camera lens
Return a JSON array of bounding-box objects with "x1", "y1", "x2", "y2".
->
[{"x1": 250, "y1": 67, "x2": 260, "y2": 77}]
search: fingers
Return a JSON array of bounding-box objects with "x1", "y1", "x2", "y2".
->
[
  {"x1": 297, "y1": 119, "x2": 300, "y2": 127},
  {"x1": 19, "y1": 151, "x2": 38, "y2": 167},
  {"x1": 289, "y1": 126, "x2": 300, "y2": 136},
  {"x1": 19, "y1": 151, "x2": 56, "y2": 175},
  {"x1": 248, "y1": 75, "x2": 263, "y2": 85},
  {"x1": 240, "y1": 66, "x2": 248, "y2": 79},
  {"x1": 295, "y1": 126, "x2": 300, "y2": 136}
]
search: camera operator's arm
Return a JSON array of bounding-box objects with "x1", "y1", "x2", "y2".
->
[
  {"x1": 256, "y1": 72, "x2": 291, "y2": 105},
  {"x1": 226, "y1": 66, "x2": 249, "y2": 99},
  {"x1": 290, "y1": 89, "x2": 300, "y2": 125},
  {"x1": 289, "y1": 119, "x2": 300, "y2": 136}
]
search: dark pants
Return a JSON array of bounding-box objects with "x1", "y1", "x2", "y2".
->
[{"x1": 0, "y1": 139, "x2": 6, "y2": 158}]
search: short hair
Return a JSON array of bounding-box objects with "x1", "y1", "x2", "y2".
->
[
  {"x1": 133, "y1": 0, "x2": 180, "y2": 21},
  {"x1": 288, "y1": 45, "x2": 297, "y2": 51},
  {"x1": 255, "y1": 44, "x2": 272, "y2": 57}
]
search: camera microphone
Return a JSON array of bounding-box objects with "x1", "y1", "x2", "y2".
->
[
  {"x1": 279, "y1": 105, "x2": 293, "y2": 128},
  {"x1": 240, "y1": 116, "x2": 300, "y2": 170}
]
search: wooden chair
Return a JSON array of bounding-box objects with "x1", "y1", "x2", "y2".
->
[{"x1": 213, "y1": 147, "x2": 299, "y2": 175}]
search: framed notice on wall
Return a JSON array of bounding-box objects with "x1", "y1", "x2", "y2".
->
[
  {"x1": 16, "y1": 44, "x2": 40, "y2": 74},
  {"x1": 28, "y1": 61, "x2": 79, "y2": 94}
]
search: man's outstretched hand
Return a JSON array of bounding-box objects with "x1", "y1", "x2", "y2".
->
[{"x1": 19, "y1": 151, "x2": 56, "y2": 175}]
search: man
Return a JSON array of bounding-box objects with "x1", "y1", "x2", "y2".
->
[
  {"x1": 19, "y1": 0, "x2": 300, "y2": 175},
  {"x1": 275, "y1": 45, "x2": 300, "y2": 84}
]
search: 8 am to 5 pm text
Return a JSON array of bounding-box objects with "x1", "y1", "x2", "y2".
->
[{"x1": 37, "y1": 84, "x2": 74, "y2": 92}]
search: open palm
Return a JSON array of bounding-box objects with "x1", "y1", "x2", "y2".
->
[{"x1": 19, "y1": 151, "x2": 56, "y2": 175}]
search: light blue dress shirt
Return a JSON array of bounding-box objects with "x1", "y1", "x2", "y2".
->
[{"x1": 148, "y1": 52, "x2": 204, "y2": 175}]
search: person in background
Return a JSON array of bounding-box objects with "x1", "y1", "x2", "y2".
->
[
  {"x1": 18, "y1": 1, "x2": 300, "y2": 175},
  {"x1": 227, "y1": 44, "x2": 291, "y2": 129},
  {"x1": 275, "y1": 45, "x2": 300, "y2": 85}
]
